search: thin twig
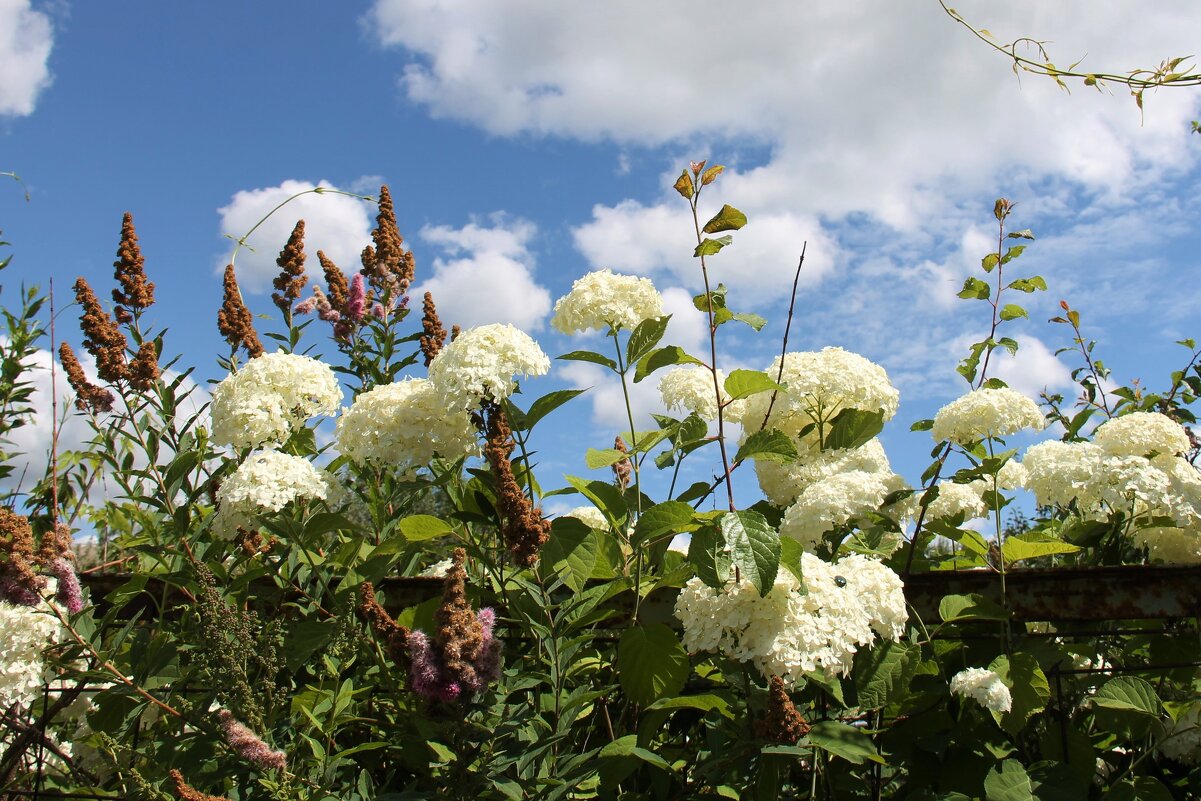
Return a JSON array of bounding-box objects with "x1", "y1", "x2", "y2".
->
[{"x1": 760, "y1": 245, "x2": 807, "y2": 432}]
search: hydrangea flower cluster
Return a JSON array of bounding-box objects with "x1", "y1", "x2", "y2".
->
[
  {"x1": 1093, "y1": 411, "x2": 1190, "y2": 458},
  {"x1": 209, "y1": 352, "x2": 342, "y2": 449},
  {"x1": 949, "y1": 667, "x2": 1012, "y2": 713},
  {"x1": 563, "y1": 505, "x2": 609, "y2": 530},
  {"x1": 674, "y1": 553, "x2": 906, "y2": 686},
  {"x1": 427, "y1": 323, "x2": 550, "y2": 411},
  {"x1": 658, "y1": 366, "x2": 744, "y2": 422},
  {"x1": 923, "y1": 480, "x2": 989, "y2": 523},
  {"x1": 779, "y1": 470, "x2": 907, "y2": 550},
  {"x1": 756, "y1": 439, "x2": 895, "y2": 508},
  {"x1": 335, "y1": 378, "x2": 479, "y2": 469},
  {"x1": 212, "y1": 450, "x2": 332, "y2": 539},
  {"x1": 0, "y1": 600, "x2": 59, "y2": 709},
  {"x1": 931, "y1": 387, "x2": 1044, "y2": 445},
  {"x1": 551, "y1": 269, "x2": 664, "y2": 334}
]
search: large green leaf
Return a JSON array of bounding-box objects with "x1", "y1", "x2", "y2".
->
[
  {"x1": 824, "y1": 409, "x2": 885, "y2": 451},
  {"x1": 938, "y1": 593, "x2": 1008, "y2": 623},
  {"x1": 734, "y1": 429, "x2": 798, "y2": 464},
  {"x1": 1092, "y1": 676, "x2": 1161, "y2": 717},
  {"x1": 724, "y1": 369, "x2": 784, "y2": 401},
  {"x1": 1103, "y1": 777, "x2": 1174, "y2": 801},
  {"x1": 990, "y1": 653, "x2": 1049, "y2": 735},
  {"x1": 688, "y1": 524, "x2": 731, "y2": 589},
  {"x1": 1001, "y1": 537, "x2": 1081, "y2": 564},
  {"x1": 626, "y1": 314, "x2": 672, "y2": 364},
  {"x1": 984, "y1": 760, "x2": 1033, "y2": 801},
  {"x1": 523, "y1": 389, "x2": 587, "y2": 429},
  {"x1": 558, "y1": 350, "x2": 617, "y2": 371},
  {"x1": 805, "y1": 720, "x2": 883, "y2": 764},
  {"x1": 618, "y1": 624, "x2": 689, "y2": 706},
  {"x1": 397, "y1": 515, "x2": 453, "y2": 542},
  {"x1": 701, "y1": 204, "x2": 748, "y2": 233},
  {"x1": 634, "y1": 345, "x2": 703, "y2": 383},
  {"x1": 853, "y1": 641, "x2": 918, "y2": 709},
  {"x1": 563, "y1": 475, "x2": 628, "y2": 529},
  {"x1": 585, "y1": 448, "x2": 630, "y2": 469},
  {"x1": 721, "y1": 510, "x2": 780, "y2": 596},
  {"x1": 694, "y1": 235, "x2": 733, "y2": 257},
  {"x1": 633, "y1": 501, "x2": 697, "y2": 547},
  {"x1": 599, "y1": 735, "x2": 673, "y2": 771},
  {"x1": 543, "y1": 517, "x2": 600, "y2": 592}
]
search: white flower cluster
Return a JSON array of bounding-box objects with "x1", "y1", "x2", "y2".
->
[
  {"x1": 756, "y1": 439, "x2": 894, "y2": 508},
  {"x1": 427, "y1": 323, "x2": 550, "y2": 410},
  {"x1": 658, "y1": 366, "x2": 741, "y2": 422},
  {"x1": 1093, "y1": 412, "x2": 1189, "y2": 458},
  {"x1": 949, "y1": 667, "x2": 1012, "y2": 713},
  {"x1": 564, "y1": 505, "x2": 609, "y2": 530},
  {"x1": 931, "y1": 387, "x2": 1044, "y2": 445},
  {"x1": 551, "y1": 269, "x2": 664, "y2": 334},
  {"x1": 1133, "y1": 526, "x2": 1201, "y2": 565},
  {"x1": 740, "y1": 348, "x2": 900, "y2": 452},
  {"x1": 210, "y1": 352, "x2": 342, "y2": 449},
  {"x1": 212, "y1": 450, "x2": 331, "y2": 539},
  {"x1": 779, "y1": 470, "x2": 906, "y2": 550},
  {"x1": 0, "y1": 601, "x2": 59, "y2": 709},
  {"x1": 674, "y1": 553, "x2": 906, "y2": 686},
  {"x1": 924, "y1": 480, "x2": 989, "y2": 523},
  {"x1": 336, "y1": 378, "x2": 479, "y2": 469}
]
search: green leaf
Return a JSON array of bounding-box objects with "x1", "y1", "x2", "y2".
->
[
  {"x1": 958, "y1": 276, "x2": 991, "y2": 299},
  {"x1": 558, "y1": 350, "x2": 617, "y2": 371},
  {"x1": 524, "y1": 389, "x2": 586, "y2": 429},
  {"x1": 735, "y1": 429, "x2": 798, "y2": 464},
  {"x1": 543, "y1": 517, "x2": 600, "y2": 592},
  {"x1": 702, "y1": 204, "x2": 748, "y2": 234},
  {"x1": 646, "y1": 693, "x2": 733, "y2": 717},
  {"x1": 999, "y1": 304, "x2": 1029, "y2": 321},
  {"x1": 981, "y1": 252, "x2": 1001, "y2": 272},
  {"x1": 1001, "y1": 244, "x2": 1026, "y2": 264},
  {"x1": 779, "y1": 537, "x2": 804, "y2": 582},
  {"x1": 731, "y1": 312, "x2": 767, "y2": 331},
  {"x1": 673, "y1": 170, "x2": 693, "y2": 199},
  {"x1": 825, "y1": 408, "x2": 885, "y2": 451},
  {"x1": 1007, "y1": 276, "x2": 1047, "y2": 293},
  {"x1": 1001, "y1": 537, "x2": 1080, "y2": 564},
  {"x1": 634, "y1": 346, "x2": 703, "y2": 383},
  {"x1": 617, "y1": 624, "x2": 690, "y2": 706},
  {"x1": 853, "y1": 640, "x2": 918, "y2": 709},
  {"x1": 599, "y1": 735, "x2": 674, "y2": 771},
  {"x1": 938, "y1": 593, "x2": 1008, "y2": 623},
  {"x1": 693, "y1": 284, "x2": 728, "y2": 312},
  {"x1": 1007, "y1": 229, "x2": 1035, "y2": 240},
  {"x1": 1103, "y1": 777, "x2": 1174, "y2": 801},
  {"x1": 563, "y1": 475, "x2": 628, "y2": 529},
  {"x1": 634, "y1": 501, "x2": 698, "y2": 547},
  {"x1": 990, "y1": 653, "x2": 1049, "y2": 734},
  {"x1": 700, "y1": 164, "x2": 725, "y2": 186},
  {"x1": 627, "y1": 314, "x2": 672, "y2": 364},
  {"x1": 805, "y1": 721, "x2": 883, "y2": 764},
  {"x1": 724, "y1": 369, "x2": 783, "y2": 401},
  {"x1": 984, "y1": 760, "x2": 1033, "y2": 801},
  {"x1": 1092, "y1": 676, "x2": 1161, "y2": 717},
  {"x1": 721, "y1": 510, "x2": 780, "y2": 597},
  {"x1": 397, "y1": 515, "x2": 453, "y2": 541},
  {"x1": 694, "y1": 235, "x2": 733, "y2": 257},
  {"x1": 586, "y1": 448, "x2": 629, "y2": 470},
  {"x1": 688, "y1": 524, "x2": 730, "y2": 589}
]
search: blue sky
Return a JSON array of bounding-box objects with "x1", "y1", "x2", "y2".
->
[{"x1": 1, "y1": 1, "x2": 1199, "y2": 510}]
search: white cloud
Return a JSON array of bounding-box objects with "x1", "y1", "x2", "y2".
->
[
  {"x1": 412, "y1": 215, "x2": 551, "y2": 331},
  {"x1": 0, "y1": 0, "x2": 53, "y2": 117},
  {"x1": 558, "y1": 361, "x2": 662, "y2": 433},
  {"x1": 215, "y1": 180, "x2": 374, "y2": 293}
]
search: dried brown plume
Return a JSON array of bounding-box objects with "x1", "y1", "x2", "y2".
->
[
  {"x1": 756, "y1": 676, "x2": 809, "y2": 744},
  {"x1": 484, "y1": 406, "x2": 550, "y2": 566},
  {"x1": 111, "y1": 212, "x2": 155, "y2": 322},
  {"x1": 271, "y1": 220, "x2": 308, "y2": 313},
  {"x1": 217, "y1": 265, "x2": 264, "y2": 358},
  {"x1": 0, "y1": 507, "x2": 43, "y2": 604},
  {"x1": 59, "y1": 341, "x2": 115, "y2": 413},
  {"x1": 73, "y1": 277, "x2": 129, "y2": 383},
  {"x1": 128, "y1": 340, "x2": 160, "y2": 391},
  {"x1": 419, "y1": 291, "x2": 447, "y2": 366},
  {"x1": 434, "y1": 548, "x2": 485, "y2": 688},
  {"x1": 169, "y1": 770, "x2": 231, "y2": 801},
  {"x1": 358, "y1": 582, "x2": 410, "y2": 667},
  {"x1": 318, "y1": 250, "x2": 349, "y2": 313},
  {"x1": 360, "y1": 186, "x2": 414, "y2": 297},
  {"x1": 450, "y1": 324, "x2": 461, "y2": 341},
  {"x1": 612, "y1": 436, "x2": 633, "y2": 491}
]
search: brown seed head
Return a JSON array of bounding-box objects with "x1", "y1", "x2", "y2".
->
[
  {"x1": 419, "y1": 291, "x2": 447, "y2": 367},
  {"x1": 485, "y1": 406, "x2": 550, "y2": 566},
  {"x1": 128, "y1": 340, "x2": 160, "y2": 392},
  {"x1": 217, "y1": 265, "x2": 264, "y2": 358},
  {"x1": 755, "y1": 676, "x2": 809, "y2": 744},
  {"x1": 271, "y1": 220, "x2": 308, "y2": 313},
  {"x1": 360, "y1": 186, "x2": 412, "y2": 296},
  {"x1": 450, "y1": 324, "x2": 462, "y2": 341},
  {"x1": 58, "y1": 342, "x2": 115, "y2": 413},
  {"x1": 169, "y1": 769, "x2": 232, "y2": 801},
  {"x1": 73, "y1": 277, "x2": 129, "y2": 384},
  {"x1": 434, "y1": 548, "x2": 485, "y2": 689},
  {"x1": 358, "y1": 582, "x2": 410, "y2": 667},
  {"x1": 612, "y1": 436, "x2": 632, "y2": 491},
  {"x1": 112, "y1": 212, "x2": 155, "y2": 317},
  {"x1": 0, "y1": 507, "x2": 44, "y2": 604},
  {"x1": 318, "y1": 250, "x2": 349, "y2": 313}
]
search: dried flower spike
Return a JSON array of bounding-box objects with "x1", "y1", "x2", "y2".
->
[
  {"x1": 360, "y1": 185, "x2": 413, "y2": 299},
  {"x1": 271, "y1": 220, "x2": 307, "y2": 313},
  {"x1": 112, "y1": 212, "x2": 155, "y2": 321},
  {"x1": 128, "y1": 340, "x2": 160, "y2": 391},
  {"x1": 612, "y1": 436, "x2": 632, "y2": 491},
  {"x1": 169, "y1": 770, "x2": 231, "y2": 801},
  {"x1": 73, "y1": 277, "x2": 129, "y2": 383},
  {"x1": 358, "y1": 582, "x2": 410, "y2": 666},
  {"x1": 485, "y1": 406, "x2": 551, "y2": 566},
  {"x1": 217, "y1": 264, "x2": 264, "y2": 358},
  {"x1": 318, "y1": 250, "x2": 349, "y2": 313},
  {"x1": 217, "y1": 708, "x2": 287, "y2": 771},
  {"x1": 756, "y1": 675, "x2": 809, "y2": 744},
  {"x1": 0, "y1": 507, "x2": 44, "y2": 606},
  {"x1": 59, "y1": 341, "x2": 115, "y2": 413},
  {"x1": 419, "y1": 291, "x2": 447, "y2": 366}
]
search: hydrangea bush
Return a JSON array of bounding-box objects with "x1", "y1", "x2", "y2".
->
[{"x1": 1, "y1": 166, "x2": 1200, "y2": 800}]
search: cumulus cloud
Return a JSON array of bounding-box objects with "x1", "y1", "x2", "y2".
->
[
  {"x1": 412, "y1": 215, "x2": 551, "y2": 331},
  {"x1": 0, "y1": 0, "x2": 53, "y2": 117},
  {"x1": 215, "y1": 180, "x2": 374, "y2": 293},
  {"x1": 988, "y1": 335, "x2": 1075, "y2": 399}
]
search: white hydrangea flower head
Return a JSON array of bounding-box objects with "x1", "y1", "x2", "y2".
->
[
  {"x1": 1093, "y1": 412, "x2": 1189, "y2": 458},
  {"x1": 950, "y1": 667, "x2": 1012, "y2": 713},
  {"x1": 336, "y1": 378, "x2": 479, "y2": 469},
  {"x1": 756, "y1": 439, "x2": 896, "y2": 507},
  {"x1": 1021, "y1": 441, "x2": 1173, "y2": 520},
  {"x1": 428, "y1": 323, "x2": 550, "y2": 410},
  {"x1": 996, "y1": 458, "x2": 1028, "y2": 491},
  {"x1": 931, "y1": 387, "x2": 1044, "y2": 445},
  {"x1": 213, "y1": 450, "x2": 331, "y2": 539},
  {"x1": 674, "y1": 553, "x2": 905, "y2": 686},
  {"x1": 551, "y1": 269, "x2": 664, "y2": 334},
  {"x1": 563, "y1": 505, "x2": 609, "y2": 530},
  {"x1": 925, "y1": 480, "x2": 989, "y2": 522},
  {"x1": 1154, "y1": 454, "x2": 1201, "y2": 526},
  {"x1": 209, "y1": 352, "x2": 342, "y2": 449},
  {"x1": 779, "y1": 470, "x2": 903, "y2": 549},
  {"x1": 658, "y1": 366, "x2": 737, "y2": 422},
  {"x1": 740, "y1": 348, "x2": 899, "y2": 455},
  {"x1": 0, "y1": 601, "x2": 59, "y2": 709},
  {"x1": 419, "y1": 558, "x2": 455, "y2": 578},
  {"x1": 1023, "y1": 440, "x2": 1106, "y2": 512},
  {"x1": 1133, "y1": 526, "x2": 1201, "y2": 565}
]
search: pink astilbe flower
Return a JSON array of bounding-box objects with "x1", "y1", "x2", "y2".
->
[
  {"x1": 370, "y1": 303, "x2": 386, "y2": 320},
  {"x1": 407, "y1": 630, "x2": 462, "y2": 702},
  {"x1": 469, "y1": 608, "x2": 503, "y2": 690},
  {"x1": 48, "y1": 558, "x2": 84, "y2": 614},
  {"x1": 0, "y1": 574, "x2": 42, "y2": 607},
  {"x1": 293, "y1": 296, "x2": 318, "y2": 315},
  {"x1": 346, "y1": 274, "x2": 366, "y2": 322},
  {"x1": 217, "y1": 709, "x2": 287, "y2": 771}
]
